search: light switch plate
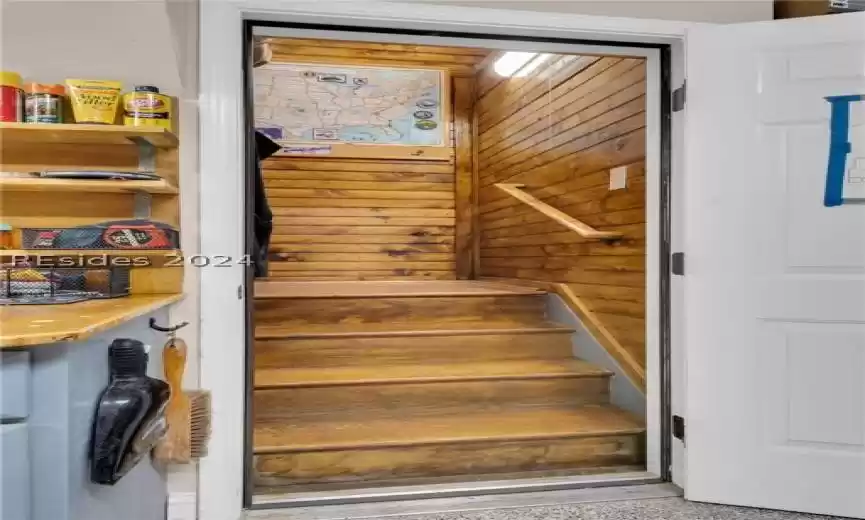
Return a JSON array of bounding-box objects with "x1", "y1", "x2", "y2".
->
[
  {"x1": 844, "y1": 157, "x2": 865, "y2": 202},
  {"x1": 609, "y1": 166, "x2": 628, "y2": 191}
]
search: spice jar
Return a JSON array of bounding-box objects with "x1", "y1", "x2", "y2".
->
[
  {"x1": 25, "y1": 83, "x2": 65, "y2": 124},
  {"x1": 0, "y1": 71, "x2": 23, "y2": 122}
]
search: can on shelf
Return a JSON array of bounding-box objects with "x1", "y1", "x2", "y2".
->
[
  {"x1": 123, "y1": 85, "x2": 172, "y2": 130},
  {"x1": 24, "y1": 83, "x2": 65, "y2": 124},
  {"x1": 0, "y1": 71, "x2": 23, "y2": 122}
]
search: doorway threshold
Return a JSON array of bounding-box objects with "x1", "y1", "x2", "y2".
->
[
  {"x1": 248, "y1": 480, "x2": 678, "y2": 519},
  {"x1": 250, "y1": 471, "x2": 664, "y2": 509}
]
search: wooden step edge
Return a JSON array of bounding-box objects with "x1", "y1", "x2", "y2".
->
[
  {"x1": 253, "y1": 428, "x2": 647, "y2": 455},
  {"x1": 254, "y1": 324, "x2": 576, "y2": 340},
  {"x1": 254, "y1": 290, "x2": 547, "y2": 300},
  {"x1": 253, "y1": 368, "x2": 613, "y2": 390},
  {"x1": 253, "y1": 281, "x2": 547, "y2": 299}
]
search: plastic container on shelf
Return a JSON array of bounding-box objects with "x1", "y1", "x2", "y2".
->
[
  {"x1": 66, "y1": 79, "x2": 122, "y2": 124},
  {"x1": 123, "y1": 85, "x2": 172, "y2": 130},
  {"x1": 0, "y1": 71, "x2": 23, "y2": 122},
  {"x1": 24, "y1": 83, "x2": 65, "y2": 124},
  {"x1": 0, "y1": 223, "x2": 13, "y2": 250}
]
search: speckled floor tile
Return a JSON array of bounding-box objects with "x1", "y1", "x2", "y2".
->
[
  {"x1": 361, "y1": 498, "x2": 846, "y2": 520},
  {"x1": 249, "y1": 495, "x2": 849, "y2": 520}
]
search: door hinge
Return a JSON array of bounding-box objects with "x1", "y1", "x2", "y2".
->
[
  {"x1": 671, "y1": 252, "x2": 685, "y2": 275},
  {"x1": 237, "y1": 285, "x2": 243, "y2": 300},
  {"x1": 672, "y1": 81, "x2": 686, "y2": 112},
  {"x1": 673, "y1": 415, "x2": 685, "y2": 442}
]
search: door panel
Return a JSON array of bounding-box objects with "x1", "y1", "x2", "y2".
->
[{"x1": 684, "y1": 13, "x2": 865, "y2": 517}]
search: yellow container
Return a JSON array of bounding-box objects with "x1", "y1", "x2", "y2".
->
[
  {"x1": 123, "y1": 86, "x2": 172, "y2": 129},
  {"x1": 66, "y1": 79, "x2": 122, "y2": 124}
]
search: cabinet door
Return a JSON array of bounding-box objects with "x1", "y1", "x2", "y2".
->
[
  {"x1": 1, "y1": 351, "x2": 30, "y2": 420},
  {"x1": 1, "y1": 423, "x2": 30, "y2": 520}
]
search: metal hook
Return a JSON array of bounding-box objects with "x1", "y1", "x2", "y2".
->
[{"x1": 148, "y1": 318, "x2": 189, "y2": 334}]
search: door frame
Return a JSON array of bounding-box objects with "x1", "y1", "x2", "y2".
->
[{"x1": 199, "y1": 3, "x2": 693, "y2": 519}]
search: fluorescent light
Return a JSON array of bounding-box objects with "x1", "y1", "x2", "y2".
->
[
  {"x1": 514, "y1": 53, "x2": 552, "y2": 77},
  {"x1": 494, "y1": 52, "x2": 537, "y2": 77}
]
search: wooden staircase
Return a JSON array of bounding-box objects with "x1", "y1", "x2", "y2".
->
[{"x1": 252, "y1": 281, "x2": 645, "y2": 494}]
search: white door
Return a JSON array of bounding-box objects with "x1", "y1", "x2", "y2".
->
[{"x1": 684, "y1": 12, "x2": 865, "y2": 518}]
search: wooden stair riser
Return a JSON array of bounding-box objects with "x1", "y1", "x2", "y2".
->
[
  {"x1": 255, "y1": 332, "x2": 576, "y2": 368},
  {"x1": 254, "y1": 378, "x2": 611, "y2": 420},
  {"x1": 254, "y1": 295, "x2": 547, "y2": 326},
  {"x1": 254, "y1": 434, "x2": 643, "y2": 487}
]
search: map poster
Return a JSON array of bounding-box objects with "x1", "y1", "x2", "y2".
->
[{"x1": 254, "y1": 63, "x2": 448, "y2": 151}]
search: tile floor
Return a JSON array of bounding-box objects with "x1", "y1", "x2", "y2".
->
[{"x1": 352, "y1": 497, "x2": 845, "y2": 520}]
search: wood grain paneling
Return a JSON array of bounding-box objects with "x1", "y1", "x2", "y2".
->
[
  {"x1": 255, "y1": 434, "x2": 642, "y2": 488},
  {"x1": 260, "y1": 38, "x2": 489, "y2": 280},
  {"x1": 476, "y1": 55, "x2": 648, "y2": 378},
  {"x1": 453, "y1": 76, "x2": 476, "y2": 279}
]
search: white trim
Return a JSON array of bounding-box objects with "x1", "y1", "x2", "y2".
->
[
  {"x1": 167, "y1": 492, "x2": 198, "y2": 520},
  {"x1": 668, "y1": 39, "x2": 687, "y2": 489},
  {"x1": 199, "y1": 3, "x2": 247, "y2": 520},
  {"x1": 644, "y1": 45, "x2": 663, "y2": 479},
  {"x1": 199, "y1": 3, "x2": 694, "y2": 519},
  {"x1": 242, "y1": 0, "x2": 700, "y2": 44}
]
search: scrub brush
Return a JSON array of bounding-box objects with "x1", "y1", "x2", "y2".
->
[
  {"x1": 154, "y1": 338, "x2": 211, "y2": 463},
  {"x1": 187, "y1": 389, "x2": 211, "y2": 460}
]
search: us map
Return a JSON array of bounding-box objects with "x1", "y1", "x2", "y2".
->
[{"x1": 254, "y1": 63, "x2": 446, "y2": 147}]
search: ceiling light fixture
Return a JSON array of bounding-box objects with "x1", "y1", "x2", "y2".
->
[
  {"x1": 493, "y1": 52, "x2": 537, "y2": 77},
  {"x1": 514, "y1": 53, "x2": 552, "y2": 77}
]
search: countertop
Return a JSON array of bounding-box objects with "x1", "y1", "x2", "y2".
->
[{"x1": 0, "y1": 293, "x2": 184, "y2": 348}]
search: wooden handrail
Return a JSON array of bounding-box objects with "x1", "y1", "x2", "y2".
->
[{"x1": 494, "y1": 183, "x2": 623, "y2": 241}]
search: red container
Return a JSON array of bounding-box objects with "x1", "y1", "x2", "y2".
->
[{"x1": 0, "y1": 71, "x2": 23, "y2": 122}]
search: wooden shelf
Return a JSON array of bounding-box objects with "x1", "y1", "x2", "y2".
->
[
  {"x1": 0, "y1": 122, "x2": 178, "y2": 148},
  {"x1": 0, "y1": 176, "x2": 178, "y2": 194},
  {"x1": 0, "y1": 293, "x2": 183, "y2": 348}
]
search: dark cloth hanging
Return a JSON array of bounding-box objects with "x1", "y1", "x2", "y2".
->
[{"x1": 252, "y1": 131, "x2": 281, "y2": 278}]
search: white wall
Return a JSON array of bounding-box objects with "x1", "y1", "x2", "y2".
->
[
  {"x1": 411, "y1": 0, "x2": 773, "y2": 23},
  {"x1": 1, "y1": 0, "x2": 763, "y2": 517},
  {"x1": 0, "y1": 0, "x2": 201, "y2": 515}
]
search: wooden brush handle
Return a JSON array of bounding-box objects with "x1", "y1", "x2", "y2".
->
[
  {"x1": 163, "y1": 338, "x2": 187, "y2": 395},
  {"x1": 155, "y1": 338, "x2": 192, "y2": 463}
]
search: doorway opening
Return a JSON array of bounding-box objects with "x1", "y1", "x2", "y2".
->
[{"x1": 243, "y1": 23, "x2": 668, "y2": 508}]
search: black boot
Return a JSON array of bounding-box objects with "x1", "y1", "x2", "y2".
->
[{"x1": 90, "y1": 338, "x2": 170, "y2": 485}]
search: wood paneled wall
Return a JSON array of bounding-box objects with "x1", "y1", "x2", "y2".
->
[
  {"x1": 263, "y1": 157, "x2": 457, "y2": 280},
  {"x1": 260, "y1": 39, "x2": 489, "y2": 280},
  {"x1": 475, "y1": 55, "x2": 648, "y2": 371}
]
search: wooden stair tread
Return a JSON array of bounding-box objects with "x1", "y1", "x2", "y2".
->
[
  {"x1": 254, "y1": 359, "x2": 611, "y2": 388},
  {"x1": 254, "y1": 280, "x2": 545, "y2": 299},
  {"x1": 255, "y1": 321, "x2": 574, "y2": 339},
  {"x1": 254, "y1": 405, "x2": 644, "y2": 454}
]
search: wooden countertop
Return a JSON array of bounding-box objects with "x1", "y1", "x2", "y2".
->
[{"x1": 0, "y1": 294, "x2": 183, "y2": 348}]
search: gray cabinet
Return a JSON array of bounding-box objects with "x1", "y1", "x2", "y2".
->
[
  {"x1": 1, "y1": 423, "x2": 29, "y2": 520},
  {"x1": 1, "y1": 312, "x2": 168, "y2": 520},
  {"x1": 1, "y1": 350, "x2": 29, "y2": 421}
]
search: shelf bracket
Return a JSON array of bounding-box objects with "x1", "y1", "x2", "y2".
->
[
  {"x1": 133, "y1": 191, "x2": 152, "y2": 219},
  {"x1": 128, "y1": 136, "x2": 157, "y2": 172}
]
